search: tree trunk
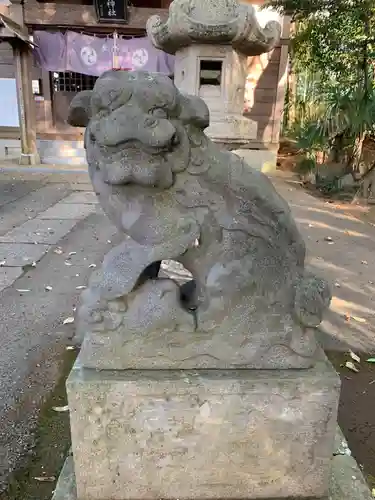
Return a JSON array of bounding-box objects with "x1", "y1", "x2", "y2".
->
[
  {"x1": 287, "y1": 58, "x2": 296, "y2": 126},
  {"x1": 330, "y1": 133, "x2": 344, "y2": 163},
  {"x1": 350, "y1": 131, "x2": 366, "y2": 179}
]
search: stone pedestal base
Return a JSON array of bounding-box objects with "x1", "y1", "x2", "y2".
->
[
  {"x1": 67, "y1": 351, "x2": 340, "y2": 500},
  {"x1": 233, "y1": 148, "x2": 278, "y2": 173},
  {"x1": 52, "y1": 428, "x2": 374, "y2": 500},
  {"x1": 206, "y1": 113, "x2": 257, "y2": 145}
]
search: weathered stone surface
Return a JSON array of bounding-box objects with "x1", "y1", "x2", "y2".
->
[
  {"x1": 79, "y1": 294, "x2": 322, "y2": 369},
  {"x1": 67, "y1": 90, "x2": 92, "y2": 128},
  {"x1": 67, "y1": 352, "x2": 340, "y2": 500},
  {"x1": 52, "y1": 427, "x2": 374, "y2": 500},
  {"x1": 146, "y1": 0, "x2": 281, "y2": 56},
  {"x1": 52, "y1": 450, "x2": 76, "y2": 500},
  {"x1": 330, "y1": 455, "x2": 373, "y2": 500},
  {"x1": 171, "y1": 45, "x2": 257, "y2": 142},
  {"x1": 67, "y1": 70, "x2": 331, "y2": 370}
]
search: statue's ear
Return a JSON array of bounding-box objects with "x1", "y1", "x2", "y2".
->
[
  {"x1": 67, "y1": 90, "x2": 93, "y2": 127},
  {"x1": 179, "y1": 94, "x2": 210, "y2": 130}
]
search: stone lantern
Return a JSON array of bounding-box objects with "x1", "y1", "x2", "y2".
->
[{"x1": 147, "y1": 0, "x2": 281, "y2": 148}]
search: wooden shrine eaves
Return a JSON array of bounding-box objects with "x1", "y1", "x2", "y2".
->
[{"x1": 24, "y1": 2, "x2": 168, "y2": 30}]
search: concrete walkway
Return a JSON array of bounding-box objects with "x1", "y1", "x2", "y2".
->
[
  {"x1": 1, "y1": 167, "x2": 375, "y2": 492},
  {"x1": 0, "y1": 169, "x2": 122, "y2": 491}
]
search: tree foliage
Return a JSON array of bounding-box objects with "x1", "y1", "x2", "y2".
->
[
  {"x1": 268, "y1": 0, "x2": 375, "y2": 86},
  {"x1": 267, "y1": 0, "x2": 375, "y2": 177}
]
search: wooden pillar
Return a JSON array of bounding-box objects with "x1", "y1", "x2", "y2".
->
[
  {"x1": 12, "y1": 39, "x2": 40, "y2": 165},
  {"x1": 271, "y1": 15, "x2": 291, "y2": 145},
  {"x1": 271, "y1": 42, "x2": 289, "y2": 144}
]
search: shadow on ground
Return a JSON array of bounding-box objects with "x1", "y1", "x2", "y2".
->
[{"x1": 273, "y1": 174, "x2": 375, "y2": 489}]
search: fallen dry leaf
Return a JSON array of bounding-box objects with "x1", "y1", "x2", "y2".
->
[
  {"x1": 199, "y1": 401, "x2": 211, "y2": 418},
  {"x1": 345, "y1": 361, "x2": 359, "y2": 373},
  {"x1": 76, "y1": 285, "x2": 86, "y2": 290},
  {"x1": 63, "y1": 317, "x2": 74, "y2": 325},
  {"x1": 0, "y1": 260, "x2": 5, "y2": 266},
  {"x1": 361, "y1": 260, "x2": 368, "y2": 265},
  {"x1": 68, "y1": 251, "x2": 77, "y2": 256},
  {"x1": 89, "y1": 263, "x2": 96, "y2": 268},
  {"x1": 345, "y1": 313, "x2": 351, "y2": 322},
  {"x1": 33, "y1": 476, "x2": 56, "y2": 482},
  {"x1": 66, "y1": 346, "x2": 76, "y2": 351},
  {"x1": 64, "y1": 261, "x2": 72, "y2": 266},
  {"x1": 52, "y1": 405, "x2": 69, "y2": 412},
  {"x1": 53, "y1": 248, "x2": 63, "y2": 255},
  {"x1": 352, "y1": 316, "x2": 367, "y2": 324},
  {"x1": 324, "y1": 236, "x2": 333, "y2": 242},
  {"x1": 45, "y1": 285, "x2": 53, "y2": 291},
  {"x1": 349, "y1": 350, "x2": 361, "y2": 363}
]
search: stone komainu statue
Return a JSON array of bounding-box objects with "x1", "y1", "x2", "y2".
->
[{"x1": 68, "y1": 70, "x2": 331, "y2": 370}]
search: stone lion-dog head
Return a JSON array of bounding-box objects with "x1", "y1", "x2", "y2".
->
[{"x1": 68, "y1": 70, "x2": 209, "y2": 189}]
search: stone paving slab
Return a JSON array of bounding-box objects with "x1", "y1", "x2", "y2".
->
[
  {"x1": 68, "y1": 183, "x2": 93, "y2": 192},
  {"x1": 331, "y1": 427, "x2": 373, "y2": 500},
  {"x1": 0, "y1": 183, "x2": 72, "y2": 237},
  {"x1": 0, "y1": 167, "x2": 90, "y2": 185},
  {"x1": 0, "y1": 179, "x2": 46, "y2": 208},
  {"x1": 0, "y1": 218, "x2": 79, "y2": 245},
  {"x1": 0, "y1": 243, "x2": 50, "y2": 266},
  {"x1": 37, "y1": 202, "x2": 97, "y2": 220},
  {"x1": 61, "y1": 192, "x2": 98, "y2": 204},
  {"x1": 0, "y1": 213, "x2": 120, "y2": 492},
  {"x1": 0, "y1": 267, "x2": 23, "y2": 292}
]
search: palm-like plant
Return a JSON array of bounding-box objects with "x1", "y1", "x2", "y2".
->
[{"x1": 287, "y1": 76, "x2": 375, "y2": 177}]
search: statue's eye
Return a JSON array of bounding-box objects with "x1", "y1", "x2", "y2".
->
[{"x1": 150, "y1": 108, "x2": 167, "y2": 119}]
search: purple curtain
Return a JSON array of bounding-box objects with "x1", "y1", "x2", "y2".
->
[
  {"x1": 33, "y1": 31, "x2": 175, "y2": 77},
  {"x1": 116, "y1": 37, "x2": 174, "y2": 75},
  {"x1": 66, "y1": 31, "x2": 113, "y2": 76},
  {"x1": 33, "y1": 31, "x2": 67, "y2": 72}
]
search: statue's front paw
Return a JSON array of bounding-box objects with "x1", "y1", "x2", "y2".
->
[
  {"x1": 294, "y1": 273, "x2": 332, "y2": 328},
  {"x1": 100, "y1": 299, "x2": 127, "y2": 331},
  {"x1": 74, "y1": 302, "x2": 105, "y2": 346}
]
